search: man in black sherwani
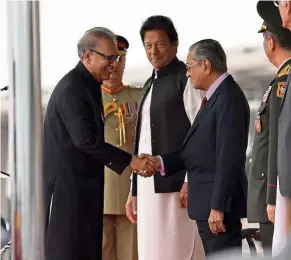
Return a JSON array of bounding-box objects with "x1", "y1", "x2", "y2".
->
[{"x1": 43, "y1": 27, "x2": 157, "y2": 260}]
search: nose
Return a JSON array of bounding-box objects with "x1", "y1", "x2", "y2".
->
[
  {"x1": 110, "y1": 59, "x2": 118, "y2": 69},
  {"x1": 186, "y1": 70, "x2": 191, "y2": 77},
  {"x1": 113, "y1": 58, "x2": 118, "y2": 66},
  {"x1": 151, "y1": 45, "x2": 158, "y2": 56}
]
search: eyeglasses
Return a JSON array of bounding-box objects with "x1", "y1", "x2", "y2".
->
[
  {"x1": 89, "y1": 49, "x2": 120, "y2": 63},
  {"x1": 186, "y1": 61, "x2": 200, "y2": 72}
]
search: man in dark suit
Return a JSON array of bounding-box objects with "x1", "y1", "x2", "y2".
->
[
  {"x1": 142, "y1": 39, "x2": 250, "y2": 256},
  {"x1": 43, "y1": 27, "x2": 157, "y2": 260}
]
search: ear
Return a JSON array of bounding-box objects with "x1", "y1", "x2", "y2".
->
[
  {"x1": 204, "y1": 59, "x2": 212, "y2": 75},
  {"x1": 83, "y1": 50, "x2": 92, "y2": 64},
  {"x1": 268, "y1": 35, "x2": 276, "y2": 51},
  {"x1": 173, "y1": 40, "x2": 178, "y2": 50}
]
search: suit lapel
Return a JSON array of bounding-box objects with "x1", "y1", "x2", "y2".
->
[
  {"x1": 182, "y1": 94, "x2": 218, "y2": 147},
  {"x1": 182, "y1": 75, "x2": 235, "y2": 147}
]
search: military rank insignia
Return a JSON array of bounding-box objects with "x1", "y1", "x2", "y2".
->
[
  {"x1": 277, "y1": 64, "x2": 291, "y2": 78},
  {"x1": 276, "y1": 81, "x2": 287, "y2": 98},
  {"x1": 275, "y1": 62, "x2": 291, "y2": 98}
]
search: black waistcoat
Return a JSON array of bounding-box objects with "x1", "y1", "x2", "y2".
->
[{"x1": 132, "y1": 57, "x2": 191, "y2": 195}]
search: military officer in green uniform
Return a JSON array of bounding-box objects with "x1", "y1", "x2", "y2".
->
[
  {"x1": 102, "y1": 35, "x2": 140, "y2": 260},
  {"x1": 247, "y1": 20, "x2": 291, "y2": 254}
]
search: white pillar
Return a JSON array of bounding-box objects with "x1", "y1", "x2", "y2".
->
[{"x1": 7, "y1": 0, "x2": 45, "y2": 259}]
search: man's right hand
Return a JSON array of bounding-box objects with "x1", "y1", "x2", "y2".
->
[
  {"x1": 125, "y1": 192, "x2": 137, "y2": 224},
  {"x1": 208, "y1": 209, "x2": 225, "y2": 234},
  {"x1": 129, "y1": 155, "x2": 160, "y2": 177},
  {"x1": 267, "y1": 204, "x2": 276, "y2": 223}
]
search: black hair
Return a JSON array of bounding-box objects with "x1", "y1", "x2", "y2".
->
[{"x1": 140, "y1": 15, "x2": 178, "y2": 44}]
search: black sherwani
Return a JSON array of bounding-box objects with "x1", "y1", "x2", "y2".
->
[
  {"x1": 132, "y1": 57, "x2": 191, "y2": 196},
  {"x1": 43, "y1": 62, "x2": 132, "y2": 260}
]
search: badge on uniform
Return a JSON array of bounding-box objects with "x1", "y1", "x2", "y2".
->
[
  {"x1": 276, "y1": 81, "x2": 287, "y2": 98},
  {"x1": 255, "y1": 119, "x2": 262, "y2": 133}
]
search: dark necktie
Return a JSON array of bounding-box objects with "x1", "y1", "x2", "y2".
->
[{"x1": 199, "y1": 97, "x2": 207, "y2": 112}]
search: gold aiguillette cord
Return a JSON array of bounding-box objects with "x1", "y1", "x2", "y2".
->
[
  {"x1": 117, "y1": 108, "x2": 126, "y2": 146},
  {"x1": 118, "y1": 109, "x2": 122, "y2": 147},
  {"x1": 121, "y1": 114, "x2": 126, "y2": 144},
  {"x1": 104, "y1": 102, "x2": 126, "y2": 146},
  {"x1": 118, "y1": 108, "x2": 126, "y2": 146}
]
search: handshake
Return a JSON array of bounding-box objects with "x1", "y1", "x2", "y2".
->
[{"x1": 129, "y1": 154, "x2": 161, "y2": 177}]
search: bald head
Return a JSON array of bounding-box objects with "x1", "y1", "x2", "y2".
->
[{"x1": 77, "y1": 27, "x2": 116, "y2": 60}]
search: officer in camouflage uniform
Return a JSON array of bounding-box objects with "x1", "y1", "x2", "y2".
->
[
  {"x1": 102, "y1": 35, "x2": 140, "y2": 260},
  {"x1": 247, "y1": 20, "x2": 291, "y2": 254}
]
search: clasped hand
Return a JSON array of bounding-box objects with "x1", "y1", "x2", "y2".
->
[{"x1": 129, "y1": 154, "x2": 161, "y2": 177}]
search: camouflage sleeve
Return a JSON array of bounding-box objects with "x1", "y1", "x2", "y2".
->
[{"x1": 267, "y1": 74, "x2": 289, "y2": 205}]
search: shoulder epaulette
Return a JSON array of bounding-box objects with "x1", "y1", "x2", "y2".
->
[{"x1": 277, "y1": 64, "x2": 291, "y2": 78}]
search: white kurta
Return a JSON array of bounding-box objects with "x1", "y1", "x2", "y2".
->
[
  {"x1": 137, "y1": 79, "x2": 205, "y2": 260},
  {"x1": 272, "y1": 178, "x2": 288, "y2": 257}
]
